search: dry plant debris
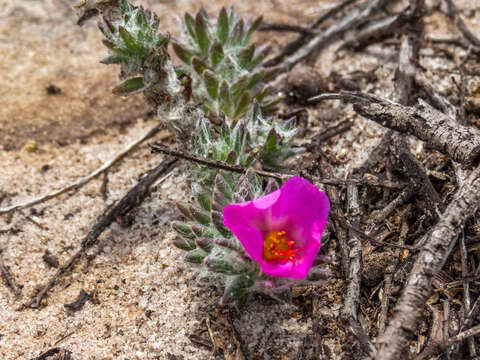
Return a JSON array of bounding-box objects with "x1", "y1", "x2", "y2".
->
[{"x1": 2, "y1": 0, "x2": 480, "y2": 359}]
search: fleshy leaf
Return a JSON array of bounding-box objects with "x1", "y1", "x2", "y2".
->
[
  {"x1": 112, "y1": 77, "x2": 144, "y2": 95},
  {"x1": 217, "y1": 8, "x2": 229, "y2": 44}
]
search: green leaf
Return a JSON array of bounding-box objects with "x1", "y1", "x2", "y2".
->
[
  {"x1": 225, "y1": 150, "x2": 237, "y2": 164},
  {"x1": 264, "y1": 128, "x2": 277, "y2": 151},
  {"x1": 185, "y1": 248, "x2": 208, "y2": 264},
  {"x1": 176, "y1": 202, "x2": 193, "y2": 220},
  {"x1": 211, "y1": 210, "x2": 231, "y2": 237},
  {"x1": 244, "y1": 16, "x2": 263, "y2": 44},
  {"x1": 112, "y1": 77, "x2": 144, "y2": 95},
  {"x1": 184, "y1": 13, "x2": 197, "y2": 41},
  {"x1": 172, "y1": 42, "x2": 194, "y2": 65},
  {"x1": 121, "y1": 0, "x2": 132, "y2": 14},
  {"x1": 234, "y1": 90, "x2": 250, "y2": 119},
  {"x1": 172, "y1": 221, "x2": 195, "y2": 240},
  {"x1": 218, "y1": 80, "x2": 234, "y2": 118},
  {"x1": 203, "y1": 70, "x2": 219, "y2": 99},
  {"x1": 263, "y1": 66, "x2": 281, "y2": 82},
  {"x1": 230, "y1": 19, "x2": 244, "y2": 46},
  {"x1": 222, "y1": 274, "x2": 255, "y2": 308},
  {"x1": 173, "y1": 237, "x2": 196, "y2": 251},
  {"x1": 231, "y1": 74, "x2": 248, "y2": 101},
  {"x1": 212, "y1": 238, "x2": 240, "y2": 251},
  {"x1": 192, "y1": 57, "x2": 208, "y2": 75},
  {"x1": 100, "y1": 55, "x2": 124, "y2": 65},
  {"x1": 156, "y1": 34, "x2": 169, "y2": 49},
  {"x1": 195, "y1": 237, "x2": 213, "y2": 253},
  {"x1": 189, "y1": 206, "x2": 210, "y2": 225},
  {"x1": 209, "y1": 40, "x2": 225, "y2": 68},
  {"x1": 135, "y1": 8, "x2": 146, "y2": 27},
  {"x1": 197, "y1": 192, "x2": 212, "y2": 212},
  {"x1": 250, "y1": 43, "x2": 271, "y2": 68},
  {"x1": 237, "y1": 44, "x2": 255, "y2": 69},
  {"x1": 245, "y1": 71, "x2": 262, "y2": 91},
  {"x1": 118, "y1": 26, "x2": 140, "y2": 53},
  {"x1": 217, "y1": 8, "x2": 229, "y2": 44},
  {"x1": 204, "y1": 254, "x2": 248, "y2": 275},
  {"x1": 195, "y1": 12, "x2": 211, "y2": 56}
]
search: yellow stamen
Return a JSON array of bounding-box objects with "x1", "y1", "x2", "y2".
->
[{"x1": 262, "y1": 230, "x2": 300, "y2": 263}]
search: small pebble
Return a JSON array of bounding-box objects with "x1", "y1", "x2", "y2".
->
[{"x1": 24, "y1": 140, "x2": 37, "y2": 153}]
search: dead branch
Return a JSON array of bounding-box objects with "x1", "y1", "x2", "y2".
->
[
  {"x1": 151, "y1": 143, "x2": 406, "y2": 189},
  {"x1": 340, "y1": 13, "x2": 405, "y2": 51},
  {"x1": 263, "y1": 0, "x2": 356, "y2": 67},
  {"x1": 364, "y1": 186, "x2": 414, "y2": 235},
  {"x1": 333, "y1": 215, "x2": 418, "y2": 251},
  {"x1": 0, "y1": 249, "x2": 23, "y2": 296},
  {"x1": 259, "y1": 23, "x2": 316, "y2": 35},
  {"x1": 375, "y1": 164, "x2": 480, "y2": 359},
  {"x1": 445, "y1": 0, "x2": 480, "y2": 48},
  {"x1": 310, "y1": 92, "x2": 480, "y2": 167},
  {"x1": 310, "y1": 119, "x2": 353, "y2": 144},
  {"x1": 0, "y1": 126, "x2": 168, "y2": 216},
  {"x1": 459, "y1": 232, "x2": 476, "y2": 356},
  {"x1": 23, "y1": 157, "x2": 177, "y2": 309},
  {"x1": 30, "y1": 348, "x2": 72, "y2": 360},
  {"x1": 276, "y1": 0, "x2": 392, "y2": 73},
  {"x1": 342, "y1": 183, "x2": 377, "y2": 357},
  {"x1": 316, "y1": 156, "x2": 350, "y2": 275}
]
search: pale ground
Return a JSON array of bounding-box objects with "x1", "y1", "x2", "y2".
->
[{"x1": 1, "y1": 0, "x2": 479, "y2": 359}]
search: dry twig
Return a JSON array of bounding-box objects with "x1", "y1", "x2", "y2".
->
[
  {"x1": 263, "y1": 0, "x2": 356, "y2": 67},
  {"x1": 376, "y1": 164, "x2": 480, "y2": 359},
  {"x1": 342, "y1": 183, "x2": 377, "y2": 357},
  {"x1": 0, "y1": 249, "x2": 22, "y2": 296},
  {"x1": 276, "y1": 0, "x2": 392, "y2": 73},
  {"x1": 150, "y1": 143, "x2": 406, "y2": 190},
  {"x1": 0, "y1": 126, "x2": 168, "y2": 216},
  {"x1": 23, "y1": 157, "x2": 177, "y2": 308},
  {"x1": 310, "y1": 92, "x2": 480, "y2": 167}
]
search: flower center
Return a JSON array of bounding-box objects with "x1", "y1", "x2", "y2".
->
[{"x1": 262, "y1": 230, "x2": 300, "y2": 263}]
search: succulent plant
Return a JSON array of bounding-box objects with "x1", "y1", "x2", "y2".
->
[
  {"x1": 98, "y1": 0, "x2": 169, "y2": 92},
  {"x1": 172, "y1": 7, "x2": 282, "y2": 123},
  {"x1": 172, "y1": 170, "x2": 330, "y2": 308},
  {"x1": 86, "y1": 1, "x2": 323, "y2": 309},
  {"x1": 192, "y1": 101, "x2": 301, "y2": 186}
]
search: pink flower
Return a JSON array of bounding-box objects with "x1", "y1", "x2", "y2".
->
[{"x1": 223, "y1": 176, "x2": 330, "y2": 279}]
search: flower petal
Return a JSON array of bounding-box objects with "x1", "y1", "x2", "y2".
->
[
  {"x1": 223, "y1": 176, "x2": 330, "y2": 280},
  {"x1": 270, "y1": 176, "x2": 330, "y2": 246},
  {"x1": 224, "y1": 224, "x2": 263, "y2": 261}
]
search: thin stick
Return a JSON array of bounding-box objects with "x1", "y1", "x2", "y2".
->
[
  {"x1": 443, "y1": 299, "x2": 452, "y2": 359},
  {"x1": 150, "y1": 144, "x2": 406, "y2": 190},
  {"x1": 342, "y1": 183, "x2": 377, "y2": 357},
  {"x1": 448, "y1": 324, "x2": 480, "y2": 345},
  {"x1": 310, "y1": 91, "x2": 480, "y2": 167},
  {"x1": 277, "y1": 0, "x2": 391, "y2": 73},
  {"x1": 445, "y1": 0, "x2": 480, "y2": 48},
  {"x1": 376, "y1": 164, "x2": 480, "y2": 359},
  {"x1": 459, "y1": 232, "x2": 476, "y2": 356},
  {"x1": 364, "y1": 186, "x2": 414, "y2": 235},
  {"x1": 0, "y1": 250, "x2": 22, "y2": 296},
  {"x1": 23, "y1": 157, "x2": 177, "y2": 309},
  {"x1": 0, "y1": 125, "x2": 168, "y2": 216},
  {"x1": 263, "y1": 0, "x2": 356, "y2": 67},
  {"x1": 259, "y1": 23, "x2": 316, "y2": 35}
]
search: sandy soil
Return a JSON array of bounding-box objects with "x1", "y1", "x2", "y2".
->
[{"x1": 1, "y1": 0, "x2": 480, "y2": 359}]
